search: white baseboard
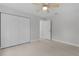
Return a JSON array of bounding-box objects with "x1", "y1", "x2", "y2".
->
[
  {"x1": 31, "y1": 38, "x2": 79, "y2": 47},
  {"x1": 31, "y1": 39, "x2": 40, "y2": 42},
  {"x1": 52, "y1": 39, "x2": 79, "y2": 47}
]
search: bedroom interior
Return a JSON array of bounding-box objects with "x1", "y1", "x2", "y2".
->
[{"x1": 0, "y1": 3, "x2": 79, "y2": 56}]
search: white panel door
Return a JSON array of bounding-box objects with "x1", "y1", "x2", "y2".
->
[{"x1": 40, "y1": 20, "x2": 51, "y2": 40}]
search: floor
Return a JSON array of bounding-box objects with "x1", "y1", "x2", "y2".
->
[{"x1": 0, "y1": 39, "x2": 79, "y2": 56}]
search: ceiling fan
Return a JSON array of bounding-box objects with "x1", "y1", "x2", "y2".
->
[{"x1": 33, "y1": 3, "x2": 60, "y2": 12}]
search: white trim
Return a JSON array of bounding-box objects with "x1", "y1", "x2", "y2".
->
[
  {"x1": 52, "y1": 39, "x2": 79, "y2": 47},
  {"x1": 31, "y1": 39, "x2": 40, "y2": 42}
]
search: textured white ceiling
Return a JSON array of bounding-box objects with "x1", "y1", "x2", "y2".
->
[{"x1": 0, "y1": 3, "x2": 61, "y2": 18}]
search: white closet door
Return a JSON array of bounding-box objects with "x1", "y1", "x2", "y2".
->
[
  {"x1": 3, "y1": 14, "x2": 18, "y2": 47},
  {"x1": 1, "y1": 13, "x2": 30, "y2": 48},
  {"x1": 17, "y1": 17, "x2": 30, "y2": 44},
  {"x1": 1, "y1": 13, "x2": 7, "y2": 48}
]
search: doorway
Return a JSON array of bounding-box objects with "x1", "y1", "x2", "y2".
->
[{"x1": 40, "y1": 20, "x2": 52, "y2": 40}]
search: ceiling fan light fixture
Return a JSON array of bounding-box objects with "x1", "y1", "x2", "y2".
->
[{"x1": 42, "y1": 6, "x2": 48, "y2": 11}]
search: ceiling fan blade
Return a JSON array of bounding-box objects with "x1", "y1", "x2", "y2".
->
[{"x1": 48, "y1": 3, "x2": 60, "y2": 9}]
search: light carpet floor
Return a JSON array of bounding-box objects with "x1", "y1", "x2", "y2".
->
[{"x1": 0, "y1": 39, "x2": 79, "y2": 56}]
